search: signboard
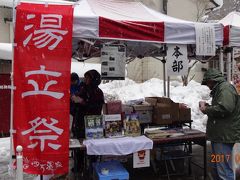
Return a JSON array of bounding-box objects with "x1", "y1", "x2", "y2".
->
[
  {"x1": 13, "y1": 3, "x2": 73, "y2": 175},
  {"x1": 166, "y1": 44, "x2": 188, "y2": 76},
  {"x1": 133, "y1": 149, "x2": 150, "y2": 168},
  {"x1": 195, "y1": 24, "x2": 216, "y2": 56},
  {"x1": 101, "y1": 44, "x2": 126, "y2": 80}
]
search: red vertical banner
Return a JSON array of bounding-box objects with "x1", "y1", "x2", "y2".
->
[{"x1": 13, "y1": 3, "x2": 73, "y2": 175}]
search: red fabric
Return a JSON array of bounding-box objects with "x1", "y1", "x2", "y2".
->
[
  {"x1": 223, "y1": 25, "x2": 230, "y2": 46},
  {"x1": 99, "y1": 17, "x2": 164, "y2": 42},
  {"x1": 13, "y1": 3, "x2": 73, "y2": 175},
  {"x1": 0, "y1": 74, "x2": 11, "y2": 134}
]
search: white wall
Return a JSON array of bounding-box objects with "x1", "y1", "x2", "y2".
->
[
  {"x1": 139, "y1": 0, "x2": 164, "y2": 12},
  {"x1": 167, "y1": 0, "x2": 209, "y2": 21},
  {"x1": 0, "y1": 8, "x2": 11, "y2": 74},
  {"x1": 0, "y1": 8, "x2": 11, "y2": 43}
]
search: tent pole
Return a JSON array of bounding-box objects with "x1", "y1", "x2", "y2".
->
[
  {"x1": 167, "y1": 76, "x2": 170, "y2": 98},
  {"x1": 163, "y1": 56, "x2": 166, "y2": 97},
  {"x1": 227, "y1": 46, "x2": 232, "y2": 82},
  {"x1": 232, "y1": 47, "x2": 235, "y2": 80},
  {"x1": 219, "y1": 47, "x2": 224, "y2": 74}
]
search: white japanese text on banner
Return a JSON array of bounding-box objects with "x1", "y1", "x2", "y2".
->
[{"x1": 13, "y1": 3, "x2": 73, "y2": 175}]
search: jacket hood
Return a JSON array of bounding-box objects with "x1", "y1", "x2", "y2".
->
[
  {"x1": 202, "y1": 69, "x2": 225, "y2": 85},
  {"x1": 84, "y1": 69, "x2": 101, "y2": 87}
]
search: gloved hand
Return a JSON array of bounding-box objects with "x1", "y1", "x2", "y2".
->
[{"x1": 71, "y1": 95, "x2": 85, "y2": 104}]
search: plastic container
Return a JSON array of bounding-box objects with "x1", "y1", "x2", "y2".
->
[{"x1": 93, "y1": 160, "x2": 129, "y2": 180}]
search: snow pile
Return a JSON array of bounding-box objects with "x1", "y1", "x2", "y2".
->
[
  {"x1": 100, "y1": 78, "x2": 211, "y2": 132},
  {"x1": 0, "y1": 138, "x2": 10, "y2": 163}
]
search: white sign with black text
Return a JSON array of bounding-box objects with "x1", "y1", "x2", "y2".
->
[
  {"x1": 133, "y1": 149, "x2": 150, "y2": 168},
  {"x1": 101, "y1": 44, "x2": 126, "y2": 80},
  {"x1": 195, "y1": 24, "x2": 216, "y2": 56},
  {"x1": 166, "y1": 44, "x2": 188, "y2": 76}
]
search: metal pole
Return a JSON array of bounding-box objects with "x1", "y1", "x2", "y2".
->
[
  {"x1": 16, "y1": 145, "x2": 23, "y2": 180},
  {"x1": 9, "y1": 0, "x2": 17, "y2": 176},
  {"x1": 227, "y1": 47, "x2": 232, "y2": 82},
  {"x1": 219, "y1": 47, "x2": 224, "y2": 74},
  {"x1": 163, "y1": 56, "x2": 166, "y2": 97},
  {"x1": 167, "y1": 76, "x2": 170, "y2": 98},
  {"x1": 232, "y1": 47, "x2": 235, "y2": 82}
]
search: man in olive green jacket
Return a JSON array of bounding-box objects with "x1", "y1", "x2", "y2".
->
[{"x1": 199, "y1": 68, "x2": 240, "y2": 180}]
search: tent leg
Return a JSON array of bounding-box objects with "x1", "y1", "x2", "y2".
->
[
  {"x1": 163, "y1": 57, "x2": 166, "y2": 97},
  {"x1": 167, "y1": 76, "x2": 170, "y2": 98},
  {"x1": 219, "y1": 47, "x2": 224, "y2": 74},
  {"x1": 227, "y1": 48, "x2": 232, "y2": 82},
  {"x1": 232, "y1": 47, "x2": 235, "y2": 79}
]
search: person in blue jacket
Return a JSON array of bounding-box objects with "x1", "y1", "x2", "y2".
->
[{"x1": 70, "y1": 72, "x2": 82, "y2": 116}]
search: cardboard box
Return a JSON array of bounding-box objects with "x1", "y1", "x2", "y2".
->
[
  {"x1": 179, "y1": 108, "x2": 191, "y2": 122},
  {"x1": 122, "y1": 105, "x2": 134, "y2": 114},
  {"x1": 152, "y1": 107, "x2": 173, "y2": 125},
  {"x1": 145, "y1": 97, "x2": 179, "y2": 125},
  {"x1": 103, "y1": 100, "x2": 122, "y2": 114},
  {"x1": 145, "y1": 97, "x2": 173, "y2": 106},
  {"x1": 136, "y1": 111, "x2": 152, "y2": 124},
  {"x1": 145, "y1": 97, "x2": 158, "y2": 106},
  {"x1": 133, "y1": 105, "x2": 153, "y2": 124},
  {"x1": 133, "y1": 104, "x2": 153, "y2": 111}
]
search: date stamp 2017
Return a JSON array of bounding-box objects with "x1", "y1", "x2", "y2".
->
[
  {"x1": 211, "y1": 153, "x2": 240, "y2": 164},
  {"x1": 210, "y1": 154, "x2": 231, "y2": 163}
]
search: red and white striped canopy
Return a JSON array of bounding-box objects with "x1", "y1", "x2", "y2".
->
[
  {"x1": 219, "y1": 11, "x2": 240, "y2": 46},
  {"x1": 73, "y1": 0, "x2": 223, "y2": 45},
  {"x1": 14, "y1": 0, "x2": 223, "y2": 45}
]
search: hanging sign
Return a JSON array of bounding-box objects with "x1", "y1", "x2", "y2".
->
[
  {"x1": 166, "y1": 44, "x2": 188, "y2": 76},
  {"x1": 133, "y1": 149, "x2": 150, "y2": 168},
  {"x1": 101, "y1": 44, "x2": 126, "y2": 80},
  {"x1": 195, "y1": 24, "x2": 216, "y2": 56},
  {"x1": 13, "y1": 2, "x2": 73, "y2": 175}
]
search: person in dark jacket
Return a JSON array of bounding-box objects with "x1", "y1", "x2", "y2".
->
[
  {"x1": 71, "y1": 69, "x2": 104, "y2": 138},
  {"x1": 71, "y1": 69, "x2": 104, "y2": 176},
  {"x1": 199, "y1": 68, "x2": 240, "y2": 180}
]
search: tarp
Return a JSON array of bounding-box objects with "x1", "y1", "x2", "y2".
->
[
  {"x1": 73, "y1": 0, "x2": 223, "y2": 45},
  {"x1": 9, "y1": 0, "x2": 223, "y2": 45},
  {"x1": 219, "y1": 11, "x2": 240, "y2": 46}
]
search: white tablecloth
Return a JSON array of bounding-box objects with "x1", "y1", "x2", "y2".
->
[{"x1": 83, "y1": 136, "x2": 153, "y2": 155}]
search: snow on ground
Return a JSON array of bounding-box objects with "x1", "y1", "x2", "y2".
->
[{"x1": 0, "y1": 137, "x2": 11, "y2": 163}]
